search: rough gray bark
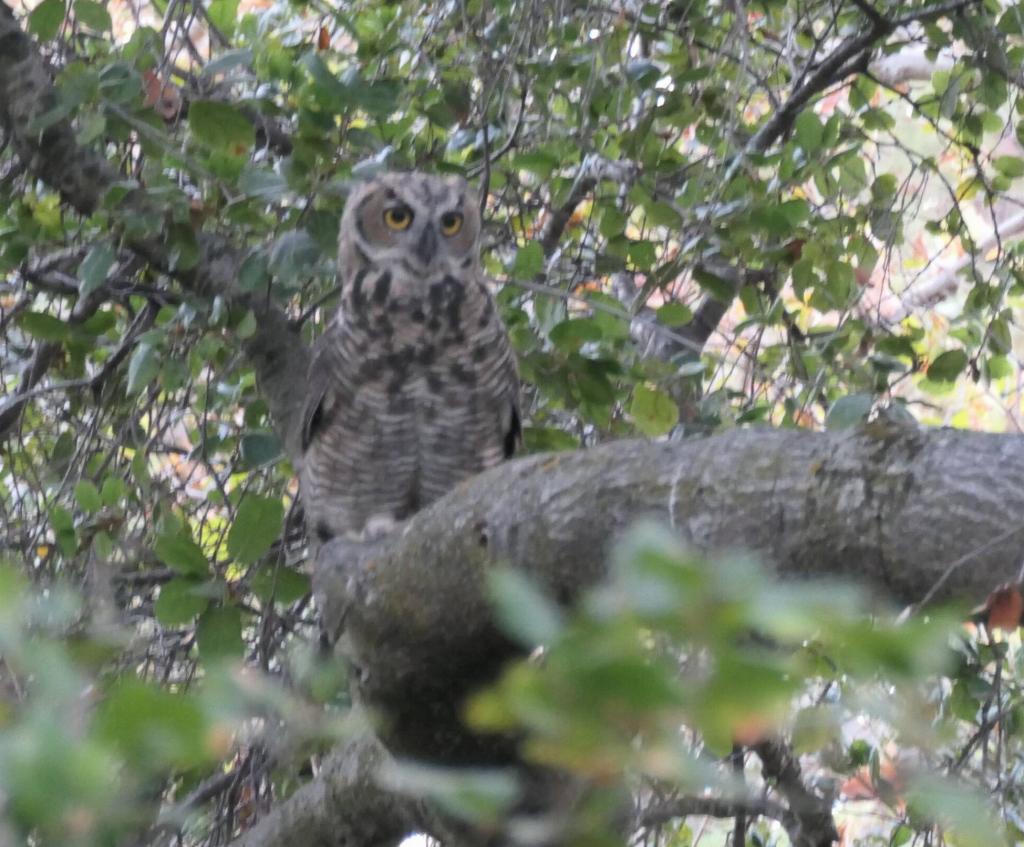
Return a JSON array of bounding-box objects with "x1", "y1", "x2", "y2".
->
[
  {"x1": 228, "y1": 737, "x2": 418, "y2": 847},
  {"x1": 317, "y1": 421, "x2": 1024, "y2": 764}
]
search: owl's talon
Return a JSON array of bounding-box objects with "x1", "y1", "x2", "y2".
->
[{"x1": 360, "y1": 514, "x2": 400, "y2": 541}]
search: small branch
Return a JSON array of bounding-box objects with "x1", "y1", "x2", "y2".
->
[
  {"x1": 468, "y1": 79, "x2": 528, "y2": 184},
  {"x1": 753, "y1": 739, "x2": 838, "y2": 847},
  {"x1": 514, "y1": 276, "x2": 705, "y2": 355},
  {"x1": 0, "y1": 283, "x2": 109, "y2": 439},
  {"x1": 891, "y1": 0, "x2": 980, "y2": 28},
  {"x1": 538, "y1": 155, "x2": 638, "y2": 259},
  {"x1": 695, "y1": 0, "x2": 979, "y2": 352},
  {"x1": 849, "y1": 0, "x2": 888, "y2": 27},
  {"x1": 880, "y1": 209, "x2": 1024, "y2": 323},
  {"x1": 869, "y1": 43, "x2": 955, "y2": 86},
  {"x1": 639, "y1": 794, "x2": 790, "y2": 829}
]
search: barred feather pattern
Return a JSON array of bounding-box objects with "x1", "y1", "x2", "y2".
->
[{"x1": 300, "y1": 173, "x2": 520, "y2": 544}]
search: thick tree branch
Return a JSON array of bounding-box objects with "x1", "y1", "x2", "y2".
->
[
  {"x1": 316, "y1": 423, "x2": 1024, "y2": 763},
  {"x1": 228, "y1": 737, "x2": 417, "y2": 847},
  {"x1": 279, "y1": 423, "x2": 1024, "y2": 844},
  {"x1": 0, "y1": 1, "x2": 309, "y2": 460}
]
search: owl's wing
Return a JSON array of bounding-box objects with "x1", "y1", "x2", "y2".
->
[
  {"x1": 301, "y1": 331, "x2": 338, "y2": 453},
  {"x1": 492, "y1": 325, "x2": 522, "y2": 459},
  {"x1": 504, "y1": 406, "x2": 521, "y2": 458},
  {"x1": 503, "y1": 390, "x2": 522, "y2": 459}
]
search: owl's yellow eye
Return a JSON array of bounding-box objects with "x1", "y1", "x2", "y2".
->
[
  {"x1": 383, "y1": 206, "x2": 413, "y2": 230},
  {"x1": 440, "y1": 212, "x2": 463, "y2": 236}
]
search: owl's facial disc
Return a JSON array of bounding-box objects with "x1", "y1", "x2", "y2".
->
[{"x1": 341, "y1": 173, "x2": 481, "y2": 278}]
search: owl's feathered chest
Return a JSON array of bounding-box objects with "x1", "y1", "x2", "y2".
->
[
  {"x1": 301, "y1": 261, "x2": 519, "y2": 542},
  {"x1": 338, "y1": 263, "x2": 498, "y2": 375}
]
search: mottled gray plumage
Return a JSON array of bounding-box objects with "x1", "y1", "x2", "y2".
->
[{"x1": 301, "y1": 172, "x2": 520, "y2": 544}]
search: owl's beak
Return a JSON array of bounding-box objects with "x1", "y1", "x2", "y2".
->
[{"x1": 415, "y1": 226, "x2": 438, "y2": 266}]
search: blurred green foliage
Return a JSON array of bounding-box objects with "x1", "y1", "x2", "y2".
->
[{"x1": 3, "y1": 0, "x2": 1024, "y2": 843}]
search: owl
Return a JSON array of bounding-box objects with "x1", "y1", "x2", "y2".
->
[{"x1": 301, "y1": 172, "x2": 521, "y2": 545}]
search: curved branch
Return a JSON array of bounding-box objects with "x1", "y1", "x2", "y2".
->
[
  {"x1": 228, "y1": 737, "x2": 417, "y2": 847},
  {"x1": 316, "y1": 423, "x2": 1024, "y2": 761},
  {"x1": 753, "y1": 739, "x2": 838, "y2": 847}
]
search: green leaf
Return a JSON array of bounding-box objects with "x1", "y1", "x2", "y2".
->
[
  {"x1": 249, "y1": 565, "x2": 310, "y2": 605},
  {"x1": 795, "y1": 110, "x2": 824, "y2": 153},
  {"x1": 693, "y1": 266, "x2": 735, "y2": 302},
  {"x1": 79, "y1": 309, "x2": 116, "y2": 336},
  {"x1": 227, "y1": 494, "x2": 284, "y2": 564},
  {"x1": 522, "y1": 426, "x2": 579, "y2": 452},
  {"x1": 167, "y1": 223, "x2": 199, "y2": 272},
  {"x1": 994, "y1": 155, "x2": 1024, "y2": 178},
  {"x1": 204, "y1": 49, "x2": 253, "y2": 77},
  {"x1": 891, "y1": 824, "x2": 912, "y2": 847},
  {"x1": 927, "y1": 349, "x2": 968, "y2": 383},
  {"x1": 188, "y1": 100, "x2": 254, "y2": 154},
  {"x1": 656, "y1": 302, "x2": 693, "y2": 326},
  {"x1": 238, "y1": 167, "x2": 288, "y2": 199},
  {"x1": 487, "y1": 568, "x2": 564, "y2": 647},
  {"x1": 196, "y1": 605, "x2": 244, "y2": 662},
  {"x1": 239, "y1": 251, "x2": 269, "y2": 291},
  {"x1": 825, "y1": 394, "x2": 873, "y2": 430},
  {"x1": 240, "y1": 431, "x2": 282, "y2": 468},
  {"x1": 512, "y1": 242, "x2": 543, "y2": 278},
  {"x1": 587, "y1": 291, "x2": 631, "y2": 340},
  {"x1": 78, "y1": 242, "x2": 115, "y2": 297},
  {"x1": 207, "y1": 0, "x2": 238, "y2": 35},
  {"x1": 153, "y1": 530, "x2": 209, "y2": 576},
  {"x1": 29, "y1": 0, "x2": 64, "y2": 40},
  {"x1": 100, "y1": 476, "x2": 126, "y2": 505},
  {"x1": 630, "y1": 385, "x2": 679, "y2": 436},
  {"x1": 381, "y1": 761, "x2": 518, "y2": 825},
  {"x1": 235, "y1": 310, "x2": 258, "y2": 340},
  {"x1": 905, "y1": 775, "x2": 1003, "y2": 847},
  {"x1": 300, "y1": 53, "x2": 349, "y2": 105},
  {"x1": 549, "y1": 318, "x2": 603, "y2": 352},
  {"x1": 778, "y1": 198, "x2": 810, "y2": 226},
  {"x1": 73, "y1": 0, "x2": 110, "y2": 30},
  {"x1": 599, "y1": 207, "x2": 628, "y2": 238},
  {"x1": 268, "y1": 231, "x2": 320, "y2": 284},
  {"x1": 154, "y1": 578, "x2": 210, "y2": 625},
  {"x1": 50, "y1": 505, "x2": 77, "y2": 555},
  {"x1": 73, "y1": 480, "x2": 102, "y2": 514},
  {"x1": 511, "y1": 151, "x2": 558, "y2": 179},
  {"x1": 96, "y1": 680, "x2": 209, "y2": 769},
  {"x1": 628, "y1": 240, "x2": 657, "y2": 270},
  {"x1": 126, "y1": 343, "x2": 160, "y2": 396},
  {"x1": 791, "y1": 705, "x2": 839, "y2": 753},
  {"x1": 17, "y1": 312, "x2": 69, "y2": 342},
  {"x1": 645, "y1": 201, "x2": 681, "y2": 228},
  {"x1": 984, "y1": 354, "x2": 1012, "y2": 381}
]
